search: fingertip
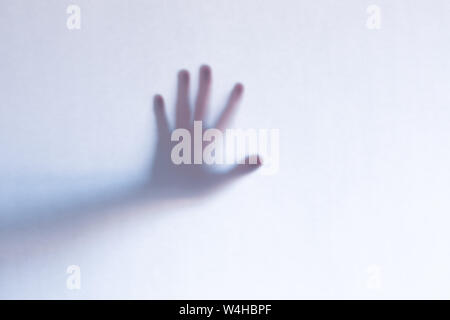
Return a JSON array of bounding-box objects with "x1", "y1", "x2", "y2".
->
[
  {"x1": 246, "y1": 155, "x2": 263, "y2": 167},
  {"x1": 178, "y1": 69, "x2": 190, "y2": 82},
  {"x1": 234, "y1": 83, "x2": 244, "y2": 95},
  {"x1": 153, "y1": 94, "x2": 164, "y2": 109},
  {"x1": 154, "y1": 94, "x2": 163, "y2": 103},
  {"x1": 200, "y1": 64, "x2": 212, "y2": 80}
]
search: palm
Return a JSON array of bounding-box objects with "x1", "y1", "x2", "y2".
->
[{"x1": 148, "y1": 65, "x2": 261, "y2": 199}]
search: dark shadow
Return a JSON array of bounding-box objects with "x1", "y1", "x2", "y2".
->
[{"x1": 0, "y1": 65, "x2": 261, "y2": 265}]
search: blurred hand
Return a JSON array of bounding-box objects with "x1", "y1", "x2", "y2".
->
[{"x1": 149, "y1": 65, "x2": 261, "y2": 199}]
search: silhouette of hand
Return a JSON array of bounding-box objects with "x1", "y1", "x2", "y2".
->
[{"x1": 149, "y1": 65, "x2": 261, "y2": 199}]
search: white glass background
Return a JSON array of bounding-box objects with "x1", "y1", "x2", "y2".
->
[{"x1": 1, "y1": 0, "x2": 450, "y2": 298}]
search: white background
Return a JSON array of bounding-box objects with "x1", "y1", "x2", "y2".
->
[{"x1": 1, "y1": 0, "x2": 450, "y2": 298}]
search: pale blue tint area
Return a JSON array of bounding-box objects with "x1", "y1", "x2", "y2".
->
[{"x1": 1, "y1": 0, "x2": 450, "y2": 298}]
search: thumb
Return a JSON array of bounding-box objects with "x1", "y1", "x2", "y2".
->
[{"x1": 222, "y1": 155, "x2": 262, "y2": 181}]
